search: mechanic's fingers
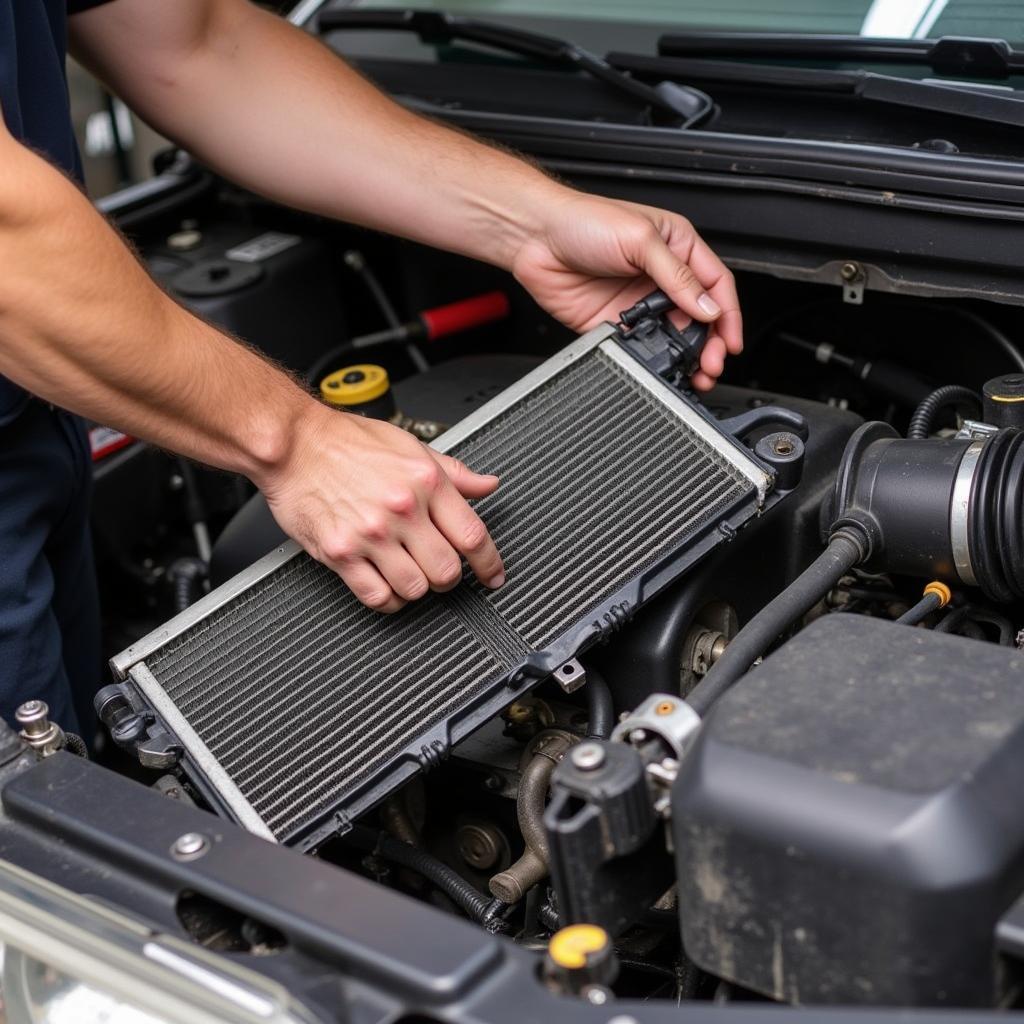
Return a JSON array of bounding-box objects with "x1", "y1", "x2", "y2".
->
[
  {"x1": 330, "y1": 555, "x2": 405, "y2": 614},
  {"x1": 699, "y1": 336, "x2": 727, "y2": 380},
  {"x1": 401, "y1": 526, "x2": 465, "y2": 593},
  {"x1": 433, "y1": 452, "x2": 499, "y2": 499},
  {"x1": 641, "y1": 236, "x2": 723, "y2": 329},
  {"x1": 691, "y1": 369, "x2": 716, "y2": 393},
  {"x1": 430, "y1": 486, "x2": 505, "y2": 589},
  {"x1": 684, "y1": 236, "x2": 743, "y2": 356},
  {"x1": 371, "y1": 544, "x2": 433, "y2": 602}
]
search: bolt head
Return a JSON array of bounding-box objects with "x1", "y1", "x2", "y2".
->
[
  {"x1": 840, "y1": 261, "x2": 860, "y2": 281},
  {"x1": 15, "y1": 700, "x2": 47, "y2": 723},
  {"x1": 571, "y1": 742, "x2": 606, "y2": 771},
  {"x1": 16, "y1": 700, "x2": 52, "y2": 738},
  {"x1": 171, "y1": 832, "x2": 210, "y2": 861}
]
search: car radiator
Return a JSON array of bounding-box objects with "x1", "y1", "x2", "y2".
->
[{"x1": 111, "y1": 323, "x2": 775, "y2": 849}]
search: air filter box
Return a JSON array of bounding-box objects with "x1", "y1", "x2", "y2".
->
[
  {"x1": 673, "y1": 614, "x2": 1024, "y2": 1006},
  {"x1": 108, "y1": 315, "x2": 792, "y2": 851}
]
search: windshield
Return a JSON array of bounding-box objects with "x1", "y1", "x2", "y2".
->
[{"x1": 346, "y1": 1, "x2": 1022, "y2": 41}]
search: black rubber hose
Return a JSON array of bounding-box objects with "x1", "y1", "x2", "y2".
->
[
  {"x1": 538, "y1": 901, "x2": 561, "y2": 932},
  {"x1": 170, "y1": 557, "x2": 207, "y2": 613},
  {"x1": 968, "y1": 608, "x2": 1016, "y2": 645},
  {"x1": 63, "y1": 732, "x2": 88, "y2": 758},
  {"x1": 687, "y1": 532, "x2": 866, "y2": 716},
  {"x1": 935, "y1": 605, "x2": 970, "y2": 634},
  {"x1": 895, "y1": 592, "x2": 942, "y2": 626},
  {"x1": 584, "y1": 667, "x2": 614, "y2": 739},
  {"x1": 935, "y1": 604, "x2": 1014, "y2": 645},
  {"x1": 907, "y1": 385, "x2": 981, "y2": 440},
  {"x1": 346, "y1": 825, "x2": 502, "y2": 928}
]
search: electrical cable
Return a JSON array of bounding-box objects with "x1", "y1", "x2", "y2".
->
[
  {"x1": 344, "y1": 250, "x2": 429, "y2": 373},
  {"x1": 907, "y1": 385, "x2": 981, "y2": 440},
  {"x1": 346, "y1": 825, "x2": 506, "y2": 929},
  {"x1": 949, "y1": 307, "x2": 1024, "y2": 374}
]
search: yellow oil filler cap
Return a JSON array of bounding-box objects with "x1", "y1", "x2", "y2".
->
[
  {"x1": 320, "y1": 364, "x2": 391, "y2": 407},
  {"x1": 548, "y1": 924, "x2": 610, "y2": 970},
  {"x1": 544, "y1": 923, "x2": 618, "y2": 996}
]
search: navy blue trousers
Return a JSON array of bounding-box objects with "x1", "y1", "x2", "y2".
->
[{"x1": 0, "y1": 400, "x2": 100, "y2": 733}]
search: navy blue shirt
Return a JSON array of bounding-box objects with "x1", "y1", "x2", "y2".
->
[{"x1": 0, "y1": 0, "x2": 109, "y2": 421}]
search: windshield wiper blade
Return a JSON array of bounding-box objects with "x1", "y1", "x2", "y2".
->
[
  {"x1": 658, "y1": 33, "x2": 1024, "y2": 80},
  {"x1": 317, "y1": 7, "x2": 713, "y2": 127},
  {"x1": 611, "y1": 51, "x2": 1024, "y2": 132}
]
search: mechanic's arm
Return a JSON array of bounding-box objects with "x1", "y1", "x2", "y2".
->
[
  {"x1": 0, "y1": 118, "x2": 503, "y2": 612},
  {"x1": 69, "y1": 0, "x2": 741, "y2": 391}
]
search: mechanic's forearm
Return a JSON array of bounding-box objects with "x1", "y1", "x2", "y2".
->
[
  {"x1": 73, "y1": 1, "x2": 566, "y2": 269},
  {"x1": 0, "y1": 140, "x2": 310, "y2": 483}
]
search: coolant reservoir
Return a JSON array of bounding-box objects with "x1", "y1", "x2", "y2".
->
[
  {"x1": 320, "y1": 364, "x2": 445, "y2": 441},
  {"x1": 320, "y1": 364, "x2": 396, "y2": 419}
]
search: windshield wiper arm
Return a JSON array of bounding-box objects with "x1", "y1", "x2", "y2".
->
[
  {"x1": 317, "y1": 7, "x2": 712, "y2": 127},
  {"x1": 611, "y1": 51, "x2": 1024, "y2": 132},
  {"x1": 658, "y1": 33, "x2": 1024, "y2": 80}
]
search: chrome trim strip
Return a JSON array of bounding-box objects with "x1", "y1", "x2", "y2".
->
[
  {"x1": 951, "y1": 439, "x2": 984, "y2": 588},
  {"x1": 429, "y1": 323, "x2": 618, "y2": 454},
  {"x1": 111, "y1": 541, "x2": 302, "y2": 678},
  {"x1": 598, "y1": 340, "x2": 771, "y2": 502},
  {"x1": 130, "y1": 664, "x2": 276, "y2": 842}
]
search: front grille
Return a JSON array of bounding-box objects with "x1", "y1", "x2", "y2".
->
[{"x1": 117, "y1": 327, "x2": 769, "y2": 848}]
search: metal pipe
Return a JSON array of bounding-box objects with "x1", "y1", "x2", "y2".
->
[{"x1": 489, "y1": 732, "x2": 573, "y2": 903}]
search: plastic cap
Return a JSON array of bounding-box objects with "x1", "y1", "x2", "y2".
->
[
  {"x1": 548, "y1": 924, "x2": 610, "y2": 970},
  {"x1": 320, "y1": 364, "x2": 390, "y2": 406}
]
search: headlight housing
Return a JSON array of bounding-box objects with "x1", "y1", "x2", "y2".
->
[{"x1": 0, "y1": 859, "x2": 319, "y2": 1024}]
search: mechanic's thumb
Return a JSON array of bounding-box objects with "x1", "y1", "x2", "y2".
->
[
  {"x1": 432, "y1": 451, "x2": 499, "y2": 499},
  {"x1": 644, "y1": 239, "x2": 721, "y2": 323}
]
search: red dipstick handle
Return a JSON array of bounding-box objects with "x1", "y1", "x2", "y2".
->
[{"x1": 419, "y1": 291, "x2": 510, "y2": 341}]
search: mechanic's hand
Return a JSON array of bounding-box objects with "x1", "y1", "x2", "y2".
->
[
  {"x1": 512, "y1": 193, "x2": 742, "y2": 391},
  {"x1": 262, "y1": 405, "x2": 503, "y2": 613}
]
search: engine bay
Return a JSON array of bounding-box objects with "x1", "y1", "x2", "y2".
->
[{"x1": 48, "y1": 174, "x2": 1024, "y2": 1013}]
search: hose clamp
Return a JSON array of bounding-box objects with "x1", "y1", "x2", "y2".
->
[
  {"x1": 611, "y1": 694, "x2": 701, "y2": 761},
  {"x1": 950, "y1": 440, "x2": 985, "y2": 588}
]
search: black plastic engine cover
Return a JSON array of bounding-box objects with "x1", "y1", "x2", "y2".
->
[{"x1": 673, "y1": 614, "x2": 1024, "y2": 1007}]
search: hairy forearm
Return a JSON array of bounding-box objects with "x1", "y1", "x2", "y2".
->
[
  {"x1": 72, "y1": 0, "x2": 567, "y2": 269},
  {"x1": 0, "y1": 139, "x2": 312, "y2": 483}
]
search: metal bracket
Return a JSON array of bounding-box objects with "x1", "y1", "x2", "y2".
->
[
  {"x1": 554, "y1": 659, "x2": 586, "y2": 694},
  {"x1": 840, "y1": 261, "x2": 866, "y2": 304},
  {"x1": 956, "y1": 419, "x2": 999, "y2": 441}
]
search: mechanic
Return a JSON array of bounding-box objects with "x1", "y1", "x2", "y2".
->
[{"x1": 0, "y1": 0, "x2": 742, "y2": 733}]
